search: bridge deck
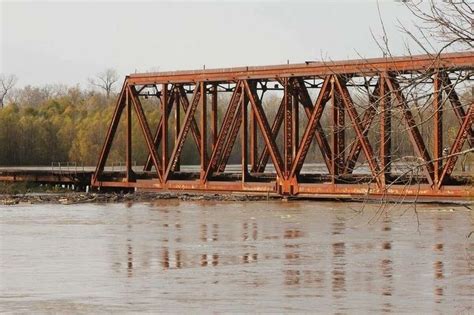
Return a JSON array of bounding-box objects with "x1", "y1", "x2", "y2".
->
[{"x1": 1, "y1": 166, "x2": 472, "y2": 201}]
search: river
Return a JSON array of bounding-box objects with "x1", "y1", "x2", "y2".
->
[{"x1": 1, "y1": 200, "x2": 472, "y2": 313}]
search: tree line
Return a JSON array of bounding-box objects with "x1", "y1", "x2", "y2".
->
[{"x1": 0, "y1": 76, "x2": 471, "y2": 170}]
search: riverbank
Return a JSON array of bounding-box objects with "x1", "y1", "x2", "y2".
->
[
  {"x1": 0, "y1": 191, "x2": 273, "y2": 205},
  {"x1": 2, "y1": 191, "x2": 473, "y2": 206}
]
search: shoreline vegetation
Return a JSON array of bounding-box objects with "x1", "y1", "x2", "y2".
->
[
  {"x1": 1, "y1": 83, "x2": 471, "y2": 168},
  {"x1": 0, "y1": 180, "x2": 274, "y2": 205},
  {"x1": 0, "y1": 182, "x2": 271, "y2": 205},
  {"x1": 0, "y1": 192, "x2": 273, "y2": 205}
]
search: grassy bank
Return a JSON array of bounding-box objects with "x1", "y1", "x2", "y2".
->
[{"x1": 0, "y1": 182, "x2": 71, "y2": 195}]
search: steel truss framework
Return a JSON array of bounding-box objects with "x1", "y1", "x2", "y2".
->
[{"x1": 92, "y1": 52, "x2": 474, "y2": 200}]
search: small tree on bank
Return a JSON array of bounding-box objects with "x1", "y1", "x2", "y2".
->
[
  {"x1": 0, "y1": 74, "x2": 17, "y2": 108},
  {"x1": 88, "y1": 68, "x2": 119, "y2": 99}
]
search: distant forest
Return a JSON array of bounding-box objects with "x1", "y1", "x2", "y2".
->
[{"x1": 0, "y1": 80, "x2": 471, "y2": 169}]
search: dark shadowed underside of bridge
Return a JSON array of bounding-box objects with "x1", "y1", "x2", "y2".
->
[{"x1": 91, "y1": 52, "x2": 474, "y2": 201}]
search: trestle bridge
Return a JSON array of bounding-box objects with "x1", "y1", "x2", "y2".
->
[{"x1": 2, "y1": 52, "x2": 473, "y2": 201}]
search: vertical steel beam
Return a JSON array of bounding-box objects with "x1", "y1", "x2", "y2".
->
[
  {"x1": 162, "y1": 84, "x2": 168, "y2": 177},
  {"x1": 379, "y1": 74, "x2": 391, "y2": 184},
  {"x1": 174, "y1": 87, "x2": 181, "y2": 172},
  {"x1": 336, "y1": 83, "x2": 345, "y2": 176},
  {"x1": 249, "y1": 96, "x2": 258, "y2": 172},
  {"x1": 292, "y1": 88, "x2": 299, "y2": 160},
  {"x1": 126, "y1": 87, "x2": 133, "y2": 181},
  {"x1": 330, "y1": 77, "x2": 336, "y2": 180},
  {"x1": 241, "y1": 86, "x2": 248, "y2": 182},
  {"x1": 211, "y1": 83, "x2": 218, "y2": 152},
  {"x1": 200, "y1": 82, "x2": 207, "y2": 181},
  {"x1": 330, "y1": 77, "x2": 342, "y2": 181},
  {"x1": 433, "y1": 72, "x2": 443, "y2": 187},
  {"x1": 283, "y1": 78, "x2": 292, "y2": 177}
]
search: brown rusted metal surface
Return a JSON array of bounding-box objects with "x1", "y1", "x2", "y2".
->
[
  {"x1": 165, "y1": 83, "x2": 201, "y2": 181},
  {"x1": 91, "y1": 52, "x2": 474, "y2": 200}
]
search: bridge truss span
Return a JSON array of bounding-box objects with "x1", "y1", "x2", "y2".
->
[{"x1": 92, "y1": 52, "x2": 474, "y2": 200}]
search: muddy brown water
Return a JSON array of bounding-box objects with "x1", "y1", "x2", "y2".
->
[{"x1": 1, "y1": 201, "x2": 473, "y2": 313}]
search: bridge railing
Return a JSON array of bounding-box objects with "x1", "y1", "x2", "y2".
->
[
  {"x1": 110, "y1": 161, "x2": 137, "y2": 172},
  {"x1": 51, "y1": 162, "x2": 85, "y2": 174}
]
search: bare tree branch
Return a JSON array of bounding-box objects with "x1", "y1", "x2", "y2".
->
[
  {"x1": 0, "y1": 74, "x2": 18, "y2": 108},
  {"x1": 88, "y1": 68, "x2": 118, "y2": 99}
]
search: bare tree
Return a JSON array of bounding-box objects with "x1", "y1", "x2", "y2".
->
[
  {"x1": 402, "y1": 0, "x2": 473, "y2": 53},
  {"x1": 0, "y1": 74, "x2": 18, "y2": 108},
  {"x1": 88, "y1": 68, "x2": 119, "y2": 98},
  {"x1": 363, "y1": 0, "x2": 473, "y2": 214}
]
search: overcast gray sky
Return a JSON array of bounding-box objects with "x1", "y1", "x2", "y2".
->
[{"x1": 1, "y1": 1, "x2": 439, "y2": 87}]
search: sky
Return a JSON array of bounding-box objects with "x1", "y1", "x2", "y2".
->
[{"x1": 1, "y1": 0, "x2": 441, "y2": 88}]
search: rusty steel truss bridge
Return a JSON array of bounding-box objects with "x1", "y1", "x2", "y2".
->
[{"x1": 89, "y1": 52, "x2": 474, "y2": 201}]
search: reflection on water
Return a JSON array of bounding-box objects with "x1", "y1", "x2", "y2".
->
[
  {"x1": 332, "y1": 242, "x2": 346, "y2": 294},
  {"x1": 0, "y1": 201, "x2": 472, "y2": 313},
  {"x1": 127, "y1": 240, "x2": 133, "y2": 277}
]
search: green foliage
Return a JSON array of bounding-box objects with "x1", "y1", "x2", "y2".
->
[
  {"x1": 0, "y1": 86, "x2": 116, "y2": 166},
  {"x1": 0, "y1": 83, "x2": 471, "y2": 170}
]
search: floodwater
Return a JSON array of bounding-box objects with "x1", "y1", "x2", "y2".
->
[{"x1": 0, "y1": 200, "x2": 473, "y2": 313}]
